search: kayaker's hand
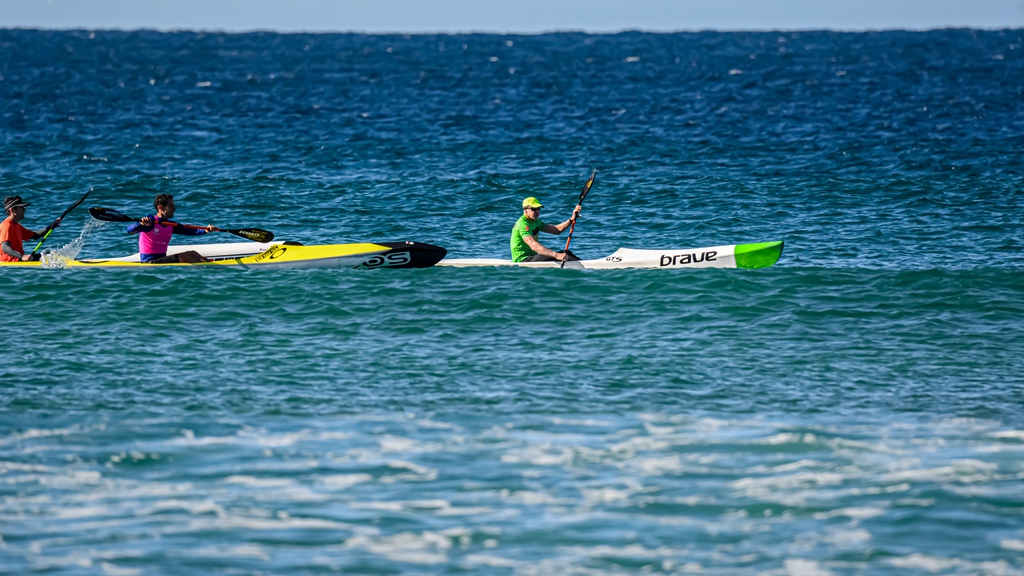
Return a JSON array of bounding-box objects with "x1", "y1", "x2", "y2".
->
[
  {"x1": 140, "y1": 216, "x2": 153, "y2": 226},
  {"x1": 50, "y1": 217, "x2": 62, "y2": 229},
  {"x1": 205, "y1": 225, "x2": 220, "y2": 233},
  {"x1": 555, "y1": 252, "x2": 569, "y2": 262},
  {"x1": 572, "y1": 204, "x2": 582, "y2": 219}
]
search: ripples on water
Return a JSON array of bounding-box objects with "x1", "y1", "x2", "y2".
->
[{"x1": 1, "y1": 29, "x2": 1023, "y2": 574}]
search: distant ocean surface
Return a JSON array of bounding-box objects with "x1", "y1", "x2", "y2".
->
[{"x1": 2, "y1": 29, "x2": 1023, "y2": 575}]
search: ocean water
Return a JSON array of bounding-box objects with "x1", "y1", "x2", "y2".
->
[{"x1": 1, "y1": 29, "x2": 1023, "y2": 575}]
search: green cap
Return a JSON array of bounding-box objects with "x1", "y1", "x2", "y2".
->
[{"x1": 522, "y1": 197, "x2": 543, "y2": 209}]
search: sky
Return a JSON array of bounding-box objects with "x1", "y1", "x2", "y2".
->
[{"x1": 2, "y1": 0, "x2": 1023, "y2": 32}]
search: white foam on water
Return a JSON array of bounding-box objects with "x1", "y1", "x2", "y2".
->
[
  {"x1": 50, "y1": 505, "x2": 116, "y2": 519},
  {"x1": 460, "y1": 553, "x2": 523, "y2": 568},
  {"x1": 138, "y1": 499, "x2": 226, "y2": 517},
  {"x1": 624, "y1": 454, "x2": 686, "y2": 475},
  {"x1": 100, "y1": 562, "x2": 141, "y2": 576},
  {"x1": 498, "y1": 489, "x2": 556, "y2": 505},
  {"x1": 820, "y1": 527, "x2": 873, "y2": 547},
  {"x1": 756, "y1": 459, "x2": 827, "y2": 474},
  {"x1": 316, "y1": 473, "x2": 374, "y2": 489},
  {"x1": 185, "y1": 514, "x2": 358, "y2": 533},
  {"x1": 343, "y1": 531, "x2": 452, "y2": 565},
  {"x1": 784, "y1": 558, "x2": 836, "y2": 576},
  {"x1": 39, "y1": 219, "x2": 110, "y2": 269},
  {"x1": 188, "y1": 544, "x2": 271, "y2": 561},
  {"x1": 385, "y1": 460, "x2": 434, "y2": 475},
  {"x1": 894, "y1": 497, "x2": 936, "y2": 506},
  {"x1": 173, "y1": 428, "x2": 333, "y2": 448},
  {"x1": 886, "y1": 553, "x2": 1022, "y2": 575},
  {"x1": 378, "y1": 435, "x2": 423, "y2": 452},
  {"x1": 882, "y1": 459, "x2": 1000, "y2": 484},
  {"x1": 642, "y1": 421, "x2": 677, "y2": 436},
  {"x1": 756, "y1": 432, "x2": 814, "y2": 445},
  {"x1": 349, "y1": 500, "x2": 492, "y2": 516},
  {"x1": 607, "y1": 436, "x2": 676, "y2": 454},
  {"x1": 990, "y1": 430, "x2": 1024, "y2": 440},
  {"x1": 31, "y1": 548, "x2": 144, "y2": 571},
  {"x1": 499, "y1": 445, "x2": 574, "y2": 466},
  {"x1": 435, "y1": 505, "x2": 492, "y2": 516},
  {"x1": 224, "y1": 475, "x2": 296, "y2": 488},
  {"x1": 731, "y1": 471, "x2": 846, "y2": 494},
  {"x1": 348, "y1": 499, "x2": 491, "y2": 517},
  {"x1": 548, "y1": 417, "x2": 620, "y2": 427},
  {"x1": 0, "y1": 461, "x2": 57, "y2": 473},
  {"x1": 350, "y1": 501, "x2": 405, "y2": 512},
  {"x1": 0, "y1": 425, "x2": 87, "y2": 445},
  {"x1": 518, "y1": 543, "x2": 694, "y2": 576},
  {"x1": 1001, "y1": 539, "x2": 1024, "y2": 552},
  {"x1": 813, "y1": 507, "x2": 887, "y2": 520},
  {"x1": 410, "y1": 417, "x2": 461, "y2": 430},
  {"x1": 560, "y1": 543, "x2": 689, "y2": 559},
  {"x1": 580, "y1": 487, "x2": 635, "y2": 505},
  {"x1": 172, "y1": 430, "x2": 237, "y2": 446}
]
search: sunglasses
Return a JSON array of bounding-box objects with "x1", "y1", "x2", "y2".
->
[{"x1": 525, "y1": 206, "x2": 541, "y2": 211}]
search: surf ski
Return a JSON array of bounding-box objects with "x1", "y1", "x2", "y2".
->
[
  {"x1": 1, "y1": 241, "x2": 447, "y2": 270},
  {"x1": 438, "y1": 241, "x2": 783, "y2": 269}
]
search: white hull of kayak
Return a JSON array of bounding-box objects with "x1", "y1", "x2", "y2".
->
[
  {"x1": 101, "y1": 241, "x2": 285, "y2": 262},
  {"x1": 438, "y1": 241, "x2": 784, "y2": 270}
]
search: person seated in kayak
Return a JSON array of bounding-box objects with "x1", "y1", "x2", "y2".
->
[
  {"x1": 510, "y1": 196, "x2": 582, "y2": 262},
  {"x1": 0, "y1": 196, "x2": 60, "y2": 262},
  {"x1": 127, "y1": 194, "x2": 219, "y2": 264}
]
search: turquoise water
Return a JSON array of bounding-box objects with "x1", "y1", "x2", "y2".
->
[{"x1": 2, "y1": 30, "x2": 1023, "y2": 575}]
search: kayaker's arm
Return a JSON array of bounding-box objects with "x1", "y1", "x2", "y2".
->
[
  {"x1": 1, "y1": 241, "x2": 21, "y2": 259},
  {"x1": 522, "y1": 234, "x2": 566, "y2": 261},
  {"x1": 127, "y1": 219, "x2": 155, "y2": 234},
  {"x1": 37, "y1": 217, "x2": 61, "y2": 237},
  {"x1": 170, "y1": 223, "x2": 218, "y2": 236},
  {"x1": 541, "y1": 204, "x2": 582, "y2": 234},
  {"x1": 2, "y1": 240, "x2": 37, "y2": 262}
]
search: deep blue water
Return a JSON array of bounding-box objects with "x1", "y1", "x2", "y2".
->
[{"x1": 1, "y1": 29, "x2": 1023, "y2": 575}]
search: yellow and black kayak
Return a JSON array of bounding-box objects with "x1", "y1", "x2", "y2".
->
[{"x1": 1, "y1": 241, "x2": 447, "y2": 270}]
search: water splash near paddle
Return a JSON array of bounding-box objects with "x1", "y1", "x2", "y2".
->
[{"x1": 39, "y1": 219, "x2": 110, "y2": 269}]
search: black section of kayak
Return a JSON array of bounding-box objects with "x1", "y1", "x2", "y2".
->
[{"x1": 357, "y1": 242, "x2": 447, "y2": 269}]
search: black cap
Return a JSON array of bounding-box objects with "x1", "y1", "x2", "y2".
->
[{"x1": 3, "y1": 196, "x2": 29, "y2": 211}]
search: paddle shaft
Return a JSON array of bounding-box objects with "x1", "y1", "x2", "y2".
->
[
  {"x1": 88, "y1": 207, "x2": 273, "y2": 242},
  {"x1": 161, "y1": 221, "x2": 274, "y2": 243},
  {"x1": 30, "y1": 188, "x2": 92, "y2": 255},
  {"x1": 560, "y1": 171, "x2": 596, "y2": 268}
]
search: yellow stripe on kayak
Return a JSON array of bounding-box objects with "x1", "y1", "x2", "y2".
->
[{"x1": 1, "y1": 243, "x2": 394, "y2": 268}]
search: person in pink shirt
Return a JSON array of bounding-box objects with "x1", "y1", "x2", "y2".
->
[{"x1": 126, "y1": 194, "x2": 219, "y2": 264}]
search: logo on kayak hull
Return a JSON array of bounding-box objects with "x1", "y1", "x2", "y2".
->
[
  {"x1": 660, "y1": 251, "x2": 717, "y2": 267},
  {"x1": 253, "y1": 245, "x2": 287, "y2": 262},
  {"x1": 360, "y1": 251, "x2": 413, "y2": 268}
]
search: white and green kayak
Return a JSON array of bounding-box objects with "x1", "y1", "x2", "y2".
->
[
  {"x1": 1, "y1": 241, "x2": 447, "y2": 270},
  {"x1": 438, "y1": 241, "x2": 783, "y2": 269}
]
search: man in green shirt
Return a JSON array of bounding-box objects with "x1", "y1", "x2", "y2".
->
[{"x1": 509, "y1": 196, "x2": 582, "y2": 262}]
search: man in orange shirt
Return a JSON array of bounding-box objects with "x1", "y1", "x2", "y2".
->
[{"x1": 0, "y1": 196, "x2": 59, "y2": 262}]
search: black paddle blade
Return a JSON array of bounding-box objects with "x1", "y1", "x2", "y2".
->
[
  {"x1": 89, "y1": 207, "x2": 135, "y2": 223},
  {"x1": 61, "y1": 189, "x2": 92, "y2": 217},
  {"x1": 579, "y1": 170, "x2": 596, "y2": 204},
  {"x1": 226, "y1": 228, "x2": 274, "y2": 243}
]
